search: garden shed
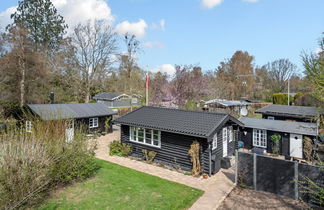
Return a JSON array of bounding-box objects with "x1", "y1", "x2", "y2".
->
[
  {"x1": 239, "y1": 117, "x2": 318, "y2": 159},
  {"x1": 255, "y1": 104, "x2": 320, "y2": 122},
  {"x1": 25, "y1": 103, "x2": 116, "y2": 141},
  {"x1": 113, "y1": 106, "x2": 243, "y2": 176}
]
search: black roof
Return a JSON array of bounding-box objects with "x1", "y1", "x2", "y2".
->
[
  {"x1": 27, "y1": 103, "x2": 116, "y2": 120},
  {"x1": 93, "y1": 92, "x2": 120, "y2": 100},
  {"x1": 255, "y1": 104, "x2": 320, "y2": 118},
  {"x1": 239, "y1": 117, "x2": 318, "y2": 136},
  {"x1": 113, "y1": 106, "x2": 243, "y2": 138}
]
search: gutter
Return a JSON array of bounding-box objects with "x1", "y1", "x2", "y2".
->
[{"x1": 208, "y1": 138, "x2": 212, "y2": 177}]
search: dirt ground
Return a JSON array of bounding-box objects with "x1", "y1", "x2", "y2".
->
[{"x1": 218, "y1": 187, "x2": 309, "y2": 210}]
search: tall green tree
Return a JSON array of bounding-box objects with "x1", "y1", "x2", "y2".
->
[
  {"x1": 302, "y1": 33, "x2": 324, "y2": 102},
  {"x1": 7, "y1": 0, "x2": 67, "y2": 51}
]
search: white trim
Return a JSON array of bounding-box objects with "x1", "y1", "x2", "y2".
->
[
  {"x1": 89, "y1": 117, "x2": 99, "y2": 128},
  {"x1": 129, "y1": 126, "x2": 161, "y2": 148},
  {"x1": 212, "y1": 133, "x2": 218, "y2": 150},
  {"x1": 253, "y1": 129, "x2": 267, "y2": 148},
  {"x1": 267, "y1": 116, "x2": 275, "y2": 120},
  {"x1": 26, "y1": 121, "x2": 32, "y2": 133},
  {"x1": 228, "y1": 126, "x2": 233, "y2": 142}
]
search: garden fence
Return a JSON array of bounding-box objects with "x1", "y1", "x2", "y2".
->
[{"x1": 235, "y1": 151, "x2": 324, "y2": 206}]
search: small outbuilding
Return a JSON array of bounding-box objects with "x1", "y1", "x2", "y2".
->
[
  {"x1": 93, "y1": 92, "x2": 142, "y2": 108},
  {"x1": 255, "y1": 104, "x2": 320, "y2": 122},
  {"x1": 25, "y1": 103, "x2": 116, "y2": 141},
  {"x1": 113, "y1": 106, "x2": 243, "y2": 176},
  {"x1": 239, "y1": 117, "x2": 318, "y2": 159}
]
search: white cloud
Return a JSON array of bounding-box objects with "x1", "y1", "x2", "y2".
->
[
  {"x1": 315, "y1": 48, "x2": 322, "y2": 55},
  {"x1": 242, "y1": 0, "x2": 258, "y2": 3},
  {"x1": 52, "y1": 0, "x2": 114, "y2": 32},
  {"x1": 151, "y1": 64, "x2": 176, "y2": 75},
  {"x1": 151, "y1": 19, "x2": 166, "y2": 31},
  {"x1": 0, "y1": 6, "x2": 17, "y2": 31},
  {"x1": 143, "y1": 41, "x2": 165, "y2": 49},
  {"x1": 115, "y1": 19, "x2": 148, "y2": 38},
  {"x1": 159, "y1": 19, "x2": 165, "y2": 31},
  {"x1": 201, "y1": 0, "x2": 223, "y2": 9},
  {"x1": 0, "y1": 0, "x2": 114, "y2": 33}
]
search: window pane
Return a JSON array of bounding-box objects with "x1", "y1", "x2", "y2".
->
[
  {"x1": 145, "y1": 129, "x2": 152, "y2": 144},
  {"x1": 138, "y1": 128, "x2": 144, "y2": 142},
  {"x1": 153, "y1": 140, "x2": 159, "y2": 146}
]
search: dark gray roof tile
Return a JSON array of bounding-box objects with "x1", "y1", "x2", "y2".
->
[
  {"x1": 27, "y1": 103, "x2": 116, "y2": 120},
  {"x1": 113, "y1": 106, "x2": 242, "y2": 137},
  {"x1": 255, "y1": 104, "x2": 320, "y2": 118},
  {"x1": 239, "y1": 117, "x2": 318, "y2": 136}
]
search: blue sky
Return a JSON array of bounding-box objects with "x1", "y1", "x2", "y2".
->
[{"x1": 0, "y1": 0, "x2": 323, "y2": 75}]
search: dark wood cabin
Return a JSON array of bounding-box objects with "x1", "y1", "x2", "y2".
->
[
  {"x1": 255, "y1": 104, "x2": 320, "y2": 123},
  {"x1": 239, "y1": 117, "x2": 318, "y2": 159},
  {"x1": 113, "y1": 106, "x2": 243, "y2": 176},
  {"x1": 25, "y1": 103, "x2": 116, "y2": 140}
]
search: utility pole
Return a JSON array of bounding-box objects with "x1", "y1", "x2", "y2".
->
[
  {"x1": 146, "y1": 71, "x2": 149, "y2": 106},
  {"x1": 288, "y1": 78, "x2": 290, "y2": 106}
]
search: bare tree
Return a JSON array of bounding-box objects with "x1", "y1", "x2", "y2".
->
[
  {"x1": 265, "y1": 59, "x2": 297, "y2": 92},
  {"x1": 118, "y1": 33, "x2": 140, "y2": 92},
  {"x1": 72, "y1": 20, "x2": 117, "y2": 102}
]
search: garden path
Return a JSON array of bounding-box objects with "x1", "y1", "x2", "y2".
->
[{"x1": 94, "y1": 126, "x2": 235, "y2": 210}]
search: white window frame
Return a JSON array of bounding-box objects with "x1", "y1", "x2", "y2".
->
[
  {"x1": 212, "y1": 133, "x2": 218, "y2": 150},
  {"x1": 89, "y1": 117, "x2": 98, "y2": 128},
  {"x1": 129, "y1": 126, "x2": 161, "y2": 148},
  {"x1": 228, "y1": 126, "x2": 233, "y2": 142},
  {"x1": 267, "y1": 116, "x2": 275, "y2": 120},
  {"x1": 253, "y1": 129, "x2": 267, "y2": 148},
  {"x1": 222, "y1": 127, "x2": 228, "y2": 143},
  {"x1": 26, "y1": 121, "x2": 32, "y2": 133}
]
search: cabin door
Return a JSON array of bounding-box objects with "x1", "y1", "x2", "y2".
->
[
  {"x1": 65, "y1": 120, "x2": 74, "y2": 143},
  {"x1": 223, "y1": 127, "x2": 228, "y2": 157},
  {"x1": 289, "y1": 133, "x2": 302, "y2": 159}
]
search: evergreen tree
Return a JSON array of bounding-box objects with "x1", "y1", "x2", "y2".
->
[{"x1": 7, "y1": 0, "x2": 68, "y2": 51}]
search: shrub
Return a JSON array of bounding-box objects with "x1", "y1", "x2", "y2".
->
[
  {"x1": 272, "y1": 93, "x2": 293, "y2": 105},
  {"x1": 188, "y1": 141, "x2": 201, "y2": 177},
  {"x1": 109, "y1": 140, "x2": 132, "y2": 157},
  {"x1": 0, "y1": 120, "x2": 99, "y2": 209},
  {"x1": 142, "y1": 149, "x2": 157, "y2": 163},
  {"x1": 270, "y1": 134, "x2": 281, "y2": 155}
]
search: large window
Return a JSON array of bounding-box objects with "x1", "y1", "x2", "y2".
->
[
  {"x1": 253, "y1": 129, "x2": 267, "y2": 148},
  {"x1": 212, "y1": 133, "x2": 218, "y2": 150},
  {"x1": 26, "y1": 121, "x2": 32, "y2": 133},
  {"x1": 89, "y1": 117, "x2": 98, "y2": 128},
  {"x1": 130, "y1": 127, "x2": 161, "y2": 147}
]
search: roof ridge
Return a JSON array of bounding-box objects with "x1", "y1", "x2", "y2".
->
[
  {"x1": 144, "y1": 106, "x2": 227, "y2": 116},
  {"x1": 240, "y1": 116, "x2": 317, "y2": 125}
]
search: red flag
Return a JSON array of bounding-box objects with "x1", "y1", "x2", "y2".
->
[{"x1": 146, "y1": 73, "x2": 149, "y2": 89}]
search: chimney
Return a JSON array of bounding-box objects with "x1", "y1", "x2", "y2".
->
[{"x1": 50, "y1": 92, "x2": 55, "y2": 104}]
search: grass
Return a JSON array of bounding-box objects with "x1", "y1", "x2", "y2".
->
[{"x1": 39, "y1": 159, "x2": 204, "y2": 210}]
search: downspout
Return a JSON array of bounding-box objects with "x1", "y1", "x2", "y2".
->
[{"x1": 208, "y1": 138, "x2": 212, "y2": 177}]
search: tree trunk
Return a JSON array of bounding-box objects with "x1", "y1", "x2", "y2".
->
[{"x1": 18, "y1": 53, "x2": 26, "y2": 107}]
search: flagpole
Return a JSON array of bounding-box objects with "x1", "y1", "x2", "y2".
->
[{"x1": 146, "y1": 71, "x2": 149, "y2": 106}]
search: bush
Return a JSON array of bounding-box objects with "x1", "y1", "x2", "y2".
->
[
  {"x1": 270, "y1": 134, "x2": 281, "y2": 155},
  {"x1": 272, "y1": 93, "x2": 293, "y2": 105},
  {"x1": 142, "y1": 149, "x2": 157, "y2": 163},
  {"x1": 0, "y1": 120, "x2": 100, "y2": 209},
  {"x1": 109, "y1": 140, "x2": 132, "y2": 157}
]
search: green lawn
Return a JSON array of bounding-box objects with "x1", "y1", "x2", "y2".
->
[{"x1": 39, "y1": 159, "x2": 203, "y2": 210}]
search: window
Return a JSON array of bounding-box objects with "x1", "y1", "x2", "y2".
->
[
  {"x1": 228, "y1": 126, "x2": 233, "y2": 142},
  {"x1": 129, "y1": 126, "x2": 161, "y2": 147},
  {"x1": 267, "y1": 116, "x2": 274, "y2": 120},
  {"x1": 89, "y1": 117, "x2": 98, "y2": 128},
  {"x1": 26, "y1": 121, "x2": 32, "y2": 133},
  {"x1": 222, "y1": 127, "x2": 228, "y2": 142},
  {"x1": 212, "y1": 133, "x2": 218, "y2": 150},
  {"x1": 253, "y1": 129, "x2": 267, "y2": 148}
]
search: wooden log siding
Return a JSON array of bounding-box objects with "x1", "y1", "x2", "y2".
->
[{"x1": 121, "y1": 125, "x2": 210, "y2": 173}]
